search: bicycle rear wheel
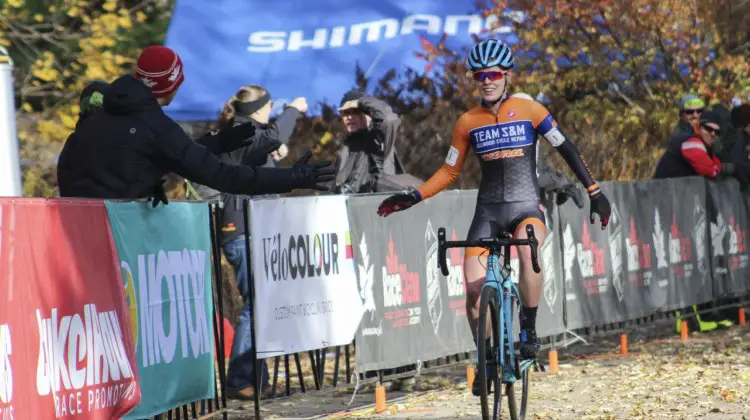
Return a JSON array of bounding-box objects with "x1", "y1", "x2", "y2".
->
[
  {"x1": 477, "y1": 286, "x2": 502, "y2": 420},
  {"x1": 505, "y1": 298, "x2": 530, "y2": 420}
]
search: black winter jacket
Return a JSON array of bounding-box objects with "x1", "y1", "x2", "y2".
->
[
  {"x1": 189, "y1": 110, "x2": 302, "y2": 244},
  {"x1": 57, "y1": 75, "x2": 286, "y2": 200}
]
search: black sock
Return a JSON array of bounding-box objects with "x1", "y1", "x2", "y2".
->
[{"x1": 521, "y1": 306, "x2": 538, "y2": 331}]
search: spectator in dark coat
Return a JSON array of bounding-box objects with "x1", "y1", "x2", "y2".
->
[
  {"x1": 57, "y1": 46, "x2": 333, "y2": 203},
  {"x1": 729, "y1": 104, "x2": 750, "y2": 183},
  {"x1": 654, "y1": 110, "x2": 747, "y2": 185},
  {"x1": 334, "y1": 90, "x2": 407, "y2": 194},
  {"x1": 186, "y1": 84, "x2": 308, "y2": 401}
]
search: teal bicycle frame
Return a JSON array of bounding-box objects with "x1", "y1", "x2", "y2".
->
[
  {"x1": 485, "y1": 246, "x2": 536, "y2": 383},
  {"x1": 438, "y1": 224, "x2": 541, "y2": 384}
]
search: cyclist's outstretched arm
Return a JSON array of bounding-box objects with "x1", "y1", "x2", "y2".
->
[
  {"x1": 531, "y1": 102, "x2": 612, "y2": 226},
  {"x1": 376, "y1": 117, "x2": 471, "y2": 217},
  {"x1": 417, "y1": 117, "x2": 472, "y2": 200}
]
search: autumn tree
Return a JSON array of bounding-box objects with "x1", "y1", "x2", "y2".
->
[
  {"x1": 397, "y1": 0, "x2": 749, "y2": 181},
  {"x1": 0, "y1": 0, "x2": 173, "y2": 196}
]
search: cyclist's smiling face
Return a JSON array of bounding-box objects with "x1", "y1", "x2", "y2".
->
[{"x1": 473, "y1": 66, "x2": 511, "y2": 103}]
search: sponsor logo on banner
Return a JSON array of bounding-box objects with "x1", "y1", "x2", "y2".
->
[
  {"x1": 262, "y1": 232, "x2": 346, "y2": 281},
  {"x1": 0, "y1": 324, "x2": 13, "y2": 420},
  {"x1": 608, "y1": 205, "x2": 625, "y2": 302},
  {"x1": 356, "y1": 233, "x2": 378, "y2": 327},
  {"x1": 247, "y1": 13, "x2": 524, "y2": 53},
  {"x1": 35, "y1": 305, "x2": 137, "y2": 418},
  {"x1": 250, "y1": 196, "x2": 363, "y2": 356},
  {"x1": 693, "y1": 197, "x2": 708, "y2": 278},
  {"x1": 382, "y1": 237, "x2": 421, "y2": 328},
  {"x1": 669, "y1": 214, "x2": 694, "y2": 279},
  {"x1": 563, "y1": 222, "x2": 607, "y2": 299},
  {"x1": 711, "y1": 211, "x2": 730, "y2": 275},
  {"x1": 626, "y1": 217, "x2": 657, "y2": 287},
  {"x1": 424, "y1": 221, "x2": 443, "y2": 335},
  {"x1": 728, "y1": 216, "x2": 748, "y2": 271},
  {"x1": 120, "y1": 251, "x2": 212, "y2": 367},
  {"x1": 541, "y1": 233, "x2": 558, "y2": 313}
]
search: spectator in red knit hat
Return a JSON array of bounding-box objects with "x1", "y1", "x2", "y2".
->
[
  {"x1": 58, "y1": 45, "x2": 335, "y2": 203},
  {"x1": 134, "y1": 45, "x2": 185, "y2": 105}
]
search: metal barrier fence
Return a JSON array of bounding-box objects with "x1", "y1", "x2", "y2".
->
[{"x1": 200, "y1": 177, "x2": 750, "y2": 419}]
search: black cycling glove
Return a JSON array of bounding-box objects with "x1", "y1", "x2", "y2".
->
[
  {"x1": 377, "y1": 187, "x2": 422, "y2": 217},
  {"x1": 589, "y1": 192, "x2": 611, "y2": 229}
]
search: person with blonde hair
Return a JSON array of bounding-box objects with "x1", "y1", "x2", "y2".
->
[{"x1": 189, "y1": 84, "x2": 309, "y2": 401}]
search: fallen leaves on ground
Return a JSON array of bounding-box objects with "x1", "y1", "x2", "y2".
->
[{"x1": 363, "y1": 327, "x2": 750, "y2": 419}]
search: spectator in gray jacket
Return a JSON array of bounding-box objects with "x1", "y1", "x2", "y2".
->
[{"x1": 334, "y1": 90, "x2": 405, "y2": 194}]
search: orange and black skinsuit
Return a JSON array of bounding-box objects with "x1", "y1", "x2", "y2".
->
[{"x1": 413, "y1": 95, "x2": 602, "y2": 255}]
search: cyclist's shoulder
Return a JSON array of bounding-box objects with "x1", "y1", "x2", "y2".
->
[
  {"x1": 456, "y1": 106, "x2": 493, "y2": 129},
  {"x1": 505, "y1": 96, "x2": 549, "y2": 117}
]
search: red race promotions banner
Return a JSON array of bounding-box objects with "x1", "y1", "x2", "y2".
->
[{"x1": 0, "y1": 199, "x2": 141, "y2": 420}]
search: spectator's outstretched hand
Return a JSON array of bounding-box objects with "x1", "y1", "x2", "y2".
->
[
  {"x1": 290, "y1": 150, "x2": 336, "y2": 191},
  {"x1": 151, "y1": 179, "x2": 169, "y2": 208},
  {"x1": 270, "y1": 144, "x2": 289, "y2": 161},
  {"x1": 199, "y1": 123, "x2": 256, "y2": 154},
  {"x1": 289, "y1": 97, "x2": 308, "y2": 113}
]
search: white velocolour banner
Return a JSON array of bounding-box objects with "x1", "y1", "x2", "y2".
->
[{"x1": 250, "y1": 195, "x2": 364, "y2": 357}]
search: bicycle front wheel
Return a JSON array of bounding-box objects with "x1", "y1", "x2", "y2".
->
[
  {"x1": 477, "y1": 286, "x2": 501, "y2": 420},
  {"x1": 505, "y1": 298, "x2": 530, "y2": 420}
]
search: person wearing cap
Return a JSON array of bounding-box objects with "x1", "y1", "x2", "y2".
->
[
  {"x1": 672, "y1": 94, "x2": 705, "y2": 137},
  {"x1": 654, "y1": 109, "x2": 745, "y2": 333},
  {"x1": 334, "y1": 90, "x2": 406, "y2": 194},
  {"x1": 76, "y1": 80, "x2": 110, "y2": 125},
  {"x1": 654, "y1": 110, "x2": 748, "y2": 184},
  {"x1": 57, "y1": 45, "x2": 335, "y2": 202}
]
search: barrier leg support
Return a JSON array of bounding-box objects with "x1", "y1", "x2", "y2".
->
[
  {"x1": 740, "y1": 308, "x2": 746, "y2": 326},
  {"x1": 375, "y1": 385, "x2": 386, "y2": 413},
  {"x1": 548, "y1": 350, "x2": 559, "y2": 375},
  {"x1": 680, "y1": 320, "x2": 689, "y2": 341},
  {"x1": 466, "y1": 365, "x2": 475, "y2": 392},
  {"x1": 620, "y1": 334, "x2": 628, "y2": 356}
]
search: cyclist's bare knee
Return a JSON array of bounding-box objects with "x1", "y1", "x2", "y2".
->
[{"x1": 463, "y1": 250, "x2": 487, "y2": 338}]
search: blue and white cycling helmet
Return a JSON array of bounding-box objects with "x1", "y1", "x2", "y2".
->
[{"x1": 466, "y1": 39, "x2": 515, "y2": 71}]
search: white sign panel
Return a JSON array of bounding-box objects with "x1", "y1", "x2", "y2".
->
[{"x1": 250, "y1": 195, "x2": 364, "y2": 357}]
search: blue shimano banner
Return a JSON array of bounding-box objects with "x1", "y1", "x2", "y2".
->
[{"x1": 163, "y1": 0, "x2": 519, "y2": 121}]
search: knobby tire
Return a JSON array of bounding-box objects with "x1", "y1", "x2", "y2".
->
[
  {"x1": 505, "y1": 296, "x2": 530, "y2": 420},
  {"x1": 477, "y1": 286, "x2": 501, "y2": 420}
]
